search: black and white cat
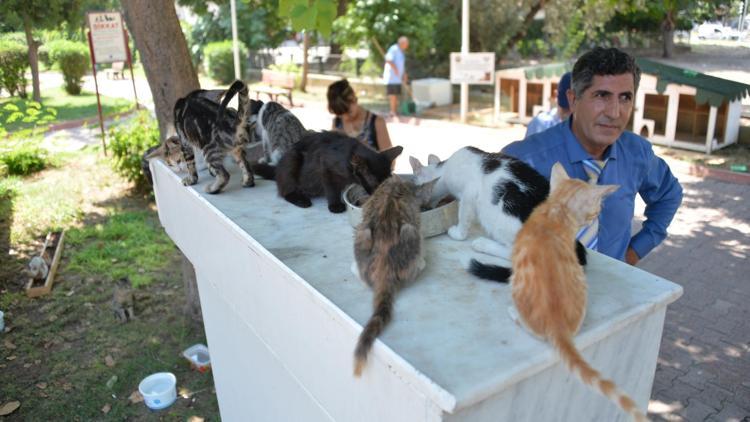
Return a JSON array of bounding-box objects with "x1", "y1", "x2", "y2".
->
[
  {"x1": 147, "y1": 81, "x2": 257, "y2": 194},
  {"x1": 254, "y1": 131, "x2": 402, "y2": 213},
  {"x1": 410, "y1": 146, "x2": 586, "y2": 279}
]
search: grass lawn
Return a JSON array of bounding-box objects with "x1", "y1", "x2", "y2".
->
[
  {"x1": 0, "y1": 87, "x2": 134, "y2": 133},
  {"x1": 0, "y1": 148, "x2": 219, "y2": 420}
]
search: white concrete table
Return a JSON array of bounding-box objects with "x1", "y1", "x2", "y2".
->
[{"x1": 151, "y1": 160, "x2": 682, "y2": 422}]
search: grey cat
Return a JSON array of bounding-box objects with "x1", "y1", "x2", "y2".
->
[
  {"x1": 253, "y1": 100, "x2": 307, "y2": 165},
  {"x1": 351, "y1": 175, "x2": 437, "y2": 376},
  {"x1": 112, "y1": 277, "x2": 135, "y2": 323}
]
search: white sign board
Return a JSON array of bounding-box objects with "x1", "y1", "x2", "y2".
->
[
  {"x1": 87, "y1": 12, "x2": 127, "y2": 63},
  {"x1": 450, "y1": 52, "x2": 495, "y2": 85}
]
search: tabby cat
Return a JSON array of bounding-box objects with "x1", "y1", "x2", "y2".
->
[
  {"x1": 252, "y1": 98, "x2": 308, "y2": 165},
  {"x1": 253, "y1": 131, "x2": 402, "y2": 213},
  {"x1": 410, "y1": 147, "x2": 585, "y2": 279},
  {"x1": 502, "y1": 163, "x2": 644, "y2": 421},
  {"x1": 351, "y1": 175, "x2": 437, "y2": 376},
  {"x1": 147, "y1": 81, "x2": 259, "y2": 194}
]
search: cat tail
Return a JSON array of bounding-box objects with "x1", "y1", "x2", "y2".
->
[
  {"x1": 353, "y1": 284, "x2": 396, "y2": 377},
  {"x1": 252, "y1": 163, "x2": 276, "y2": 180},
  {"x1": 551, "y1": 333, "x2": 648, "y2": 422},
  {"x1": 467, "y1": 259, "x2": 511, "y2": 283},
  {"x1": 217, "y1": 80, "x2": 247, "y2": 124}
]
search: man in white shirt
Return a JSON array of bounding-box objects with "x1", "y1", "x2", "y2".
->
[
  {"x1": 525, "y1": 72, "x2": 572, "y2": 138},
  {"x1": 383, "y1": 36, "x2": 409, "y2": 117}
]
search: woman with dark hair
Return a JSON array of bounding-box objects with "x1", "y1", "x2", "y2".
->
[{"x1": 327, "y1": 79, "x2": 393, "y2": 151}]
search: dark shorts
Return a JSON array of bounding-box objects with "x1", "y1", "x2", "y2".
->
[{"x1": 386, "y1": 84, "x2": 402, "y2": 96}]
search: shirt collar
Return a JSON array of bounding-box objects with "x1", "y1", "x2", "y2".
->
[{"x1": 563, "y1": 116, "x2": 619, "y2": 163}]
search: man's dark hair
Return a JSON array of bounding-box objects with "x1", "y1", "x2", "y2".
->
[{"x1": 571, "y1": 47, "x2": 641, "y2": 97}]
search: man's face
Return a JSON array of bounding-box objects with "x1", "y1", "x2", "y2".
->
[
  {"x1": 399, "y1": 39, "x2": 409, "y2": 51},
  {"x1": 567, "y1": 73, "x2": 634, "y2": 154}
]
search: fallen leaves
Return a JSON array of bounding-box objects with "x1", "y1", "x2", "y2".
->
[
  {"x1": 5, "y1": 355, "x2": 16, "y2": 361},
  {"x1": 187, "y1": 416, "x2": 205, "y2": 422},
  {"x1": 36, "y1": 382, "x2": 47, "y2": 390},
  {"x1": 128, "y1": 390, "x2": 144, "y2": 404},
  {"x1": 105, "y1": 375, "x2": 118, "y2": 389},
  {"x1": 0, "y1": 401, "x2": 20, "y2": 416},
  {"x1": 101, "y1": 403, "x2": 111, "y2": 414},
  {"x1": 104, "y1": 355, "x2": 115, "y2": 367},
  {"x1": 3, "y1": 340, "x2": 16, "y2": 350}
]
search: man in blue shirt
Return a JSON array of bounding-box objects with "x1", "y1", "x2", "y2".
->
[
  {"x1": 503, "y1": 47, "x2": 682, "y2": 265},
  {"x1": 525, "y1": 72, "x2": 572, "y2": 138},
  {"x1": 383, "y1": 36, "x2": 409, "y2": 117}
]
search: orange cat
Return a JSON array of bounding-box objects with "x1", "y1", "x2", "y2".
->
[{"x1": 511, "y1": 163, "x2": 646, "y2": 422}]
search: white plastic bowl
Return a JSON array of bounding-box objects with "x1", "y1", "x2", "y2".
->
[
  {"x1": 182, "y1": 343, "x2": 211, "y2": 372},
  {"x1": 138, "y1": 372, "x2": 177, "y2": 410}
]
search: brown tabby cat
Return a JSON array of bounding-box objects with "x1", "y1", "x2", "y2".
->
[
  {"x1": 351, "y1": 175, "x2": 437, "y2": 376},
  {"x1": 509, "y1": 163, "x2": 647, "y2": 421}
]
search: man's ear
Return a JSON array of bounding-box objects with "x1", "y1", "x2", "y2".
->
[{"x1": 566, "y1": 88, "x2": 576, "y2": 112}]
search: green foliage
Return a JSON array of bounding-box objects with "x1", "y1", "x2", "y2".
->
[
  {"x1": 0, "y1": 40, "x2": 29, "y2": 98},
  {"x1": 0, "y1": 100, "x2": 57, "y2": 176},
  {"x1": 107, "y1": 111, "x2": 160, "y2": 189},
  {"x1": 337, "y1": 57, "x2": 382, "y2": 78},
  {"x1": 49, "y1": 40, "x2": 90, "y2": 95},
  {"x1": 333, "y1": 0, "x2": 438, "y2": 75},
  {"x1": 278, "y1": 0, "x2": 337, "y2": 37},
  {"x1": 0, "y1": 141, "x2": 48, "y2": 176},
  {"x1": 183, "y1": 0, "x2": 289, "y2": 67},
  {"x1": 203, "y1": 40, "x2": 248, "y2": 84},
  {"x1": 65, "y1": 210, "x2": 175, "y2": 287}
]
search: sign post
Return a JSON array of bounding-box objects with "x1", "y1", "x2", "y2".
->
[
  {"x1": 450, "y1": 52, "x2": 496, "y2": 123},
  {"x1": 86, "y1": 12, "x2": 134, "y2": 155}
]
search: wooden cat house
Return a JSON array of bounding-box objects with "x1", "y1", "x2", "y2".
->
[{"x1": 494, "y1": 59, "x2": 750, "y2": 154}]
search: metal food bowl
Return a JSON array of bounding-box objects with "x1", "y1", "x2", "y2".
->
[{"x1": 342, "y1": 178, "x2": 458, "y2": 238}]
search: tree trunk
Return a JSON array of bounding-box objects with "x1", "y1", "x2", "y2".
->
[
  {"x1": 300, "y1": 31, "x2": 310, "y2": 93},
  {"x1": 329, "y1": 0, "x2": 349, "y2": 54},
  {"x1": 22, "y1": 13, "x2": 41, "y2": 102},
  {"x1": 502, "y1": 0, "x2": 545, "y2": 55},
  {"x1": 180, "y1": 252, "x2": 203, "y2": 323},
  {"x1": 661, "y1": 10, "x2": 676, "y2": 58},
  {"x1": 121, "y1": 0, "x2": 199, "y2": 140}
]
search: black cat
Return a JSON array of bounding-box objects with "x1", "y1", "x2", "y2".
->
[{"x1": 253, "y1": 131, "x2": 402, "y2": 213}]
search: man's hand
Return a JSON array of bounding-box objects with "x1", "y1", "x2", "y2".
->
[{"x1": 626, "y1": 247, "x2": 640, "y2": 266}]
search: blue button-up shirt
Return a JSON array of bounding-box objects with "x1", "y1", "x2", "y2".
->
[{"x1": 503, "y1": 118, "x2": 683, "y2": 261}]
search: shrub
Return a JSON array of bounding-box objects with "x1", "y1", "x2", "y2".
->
[
  {"x1": 108, "y1": 111, "x2": 161, "y2": 189},
  {"x1": 0, "y1": 40, "x2": 29, "y2": 98},
  {"x1": 203, "y1": 40, "x2": 248, "y2": 84},
  {"x1": 49, "y1": 40, "x2": 90, "y2": 95},
  {"x1": 0, "y1": 141, "x2": 48, "y2": 176}
]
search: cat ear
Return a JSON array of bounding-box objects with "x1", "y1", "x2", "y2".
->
[
  {"x1": 409, "y1": 156, "x2": 423, "y2": 172},
  {"x1": 416, "y1": 178, "x2": 439, "y2": 204},
  {"x1": 549, "y1": 162, "x2": 569, "y2": 190},
  {"x1": 380, "y1": 146, "x2": 404, "y2": 163},
  {"x1": 595, "y1": 184, "x2": 619, "y2": 199},
  {"x1": 428, "y1": 154, "x2": 440, "y2": 165},
  {"x1": 145, "y1": 144, "x2": 167, "y2": 159}
]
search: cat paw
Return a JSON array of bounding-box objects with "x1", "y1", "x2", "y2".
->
[
  {"x1": 471, "y1": 237, "x2": 510, "y2": 258},
  {"x1": 417, "y1": 258, "x2": 427, "y2": 272},
  {"x1": 205, "y1": 183, "x2": 223, "y2": 194},
  {"x1": 447, "y1": 225, "x2": 468, "y2": 240},
  {"x1": 350, "y1": 262, "x2": 360, "y2": 279},
  {"x1": 285, "y1": 193, "x2": 312, "y2": 208},
  {"x1": 242, "y1": 177, "x2": 255, "y2": 188},
  {"x1": 328, "y1": 202, "x2": 347, "y2": 214},
  {"x1": 181, "y1": 175, "x2": 198, "y2": 186}
]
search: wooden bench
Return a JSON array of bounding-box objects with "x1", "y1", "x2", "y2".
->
[
  {"x1": 251, "y1": 69, "x2": 295, "y2": 106},
  {"x1": 105, "y1": 61, "x2": 125, "y2": 80}
]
